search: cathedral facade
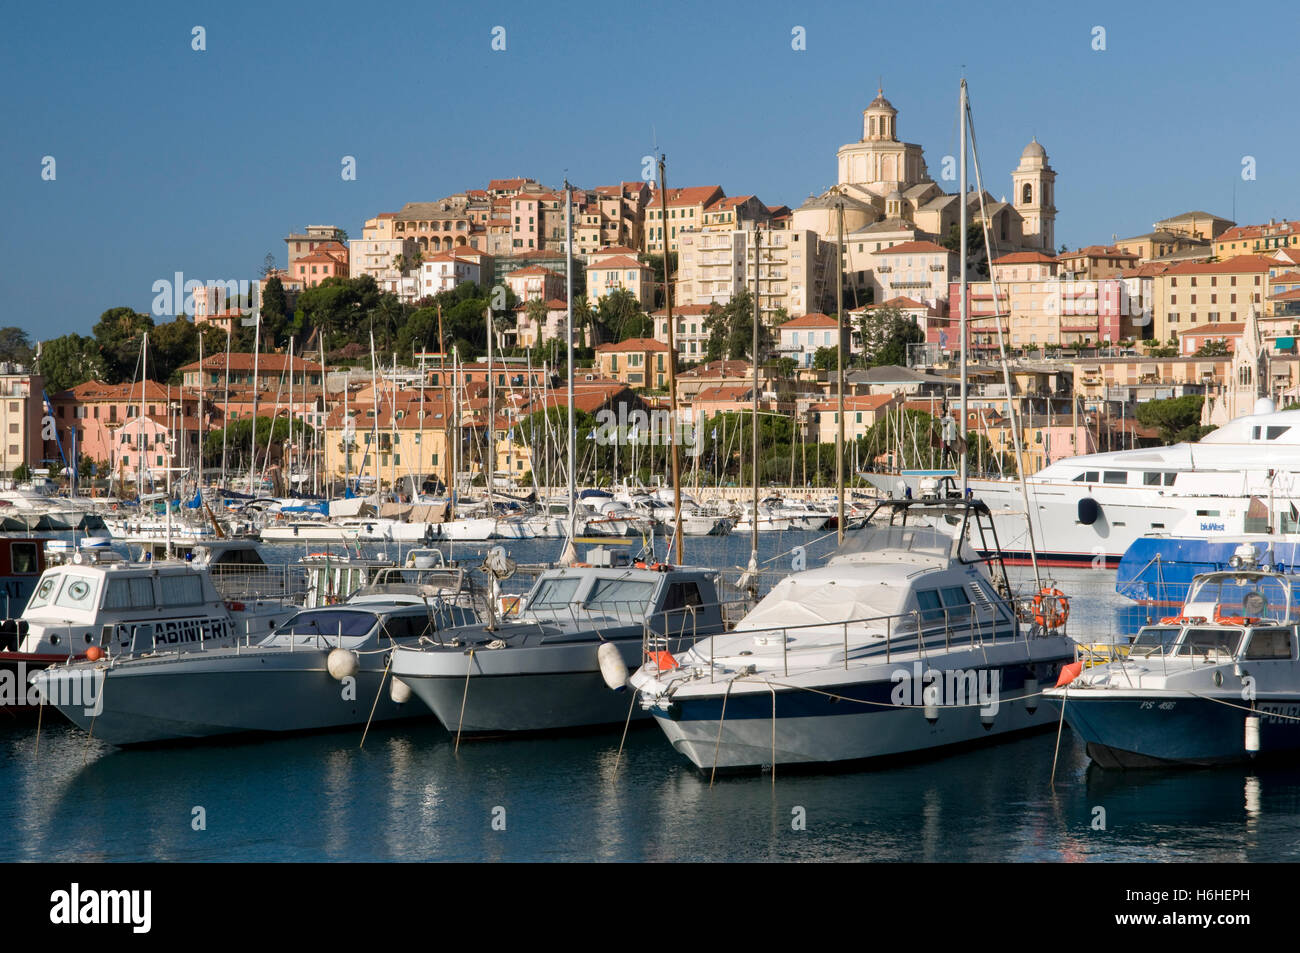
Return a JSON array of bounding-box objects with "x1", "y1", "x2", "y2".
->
[{"x1": 794, "y1": 89, "x2": 1057, "y2": 265}]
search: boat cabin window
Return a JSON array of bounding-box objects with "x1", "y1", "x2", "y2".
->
[
  {"x1": 917, "y1": 589, "x2": 945, "y2": 624},
  {"x1": 1176, "y1": 627, "x2": 1243, "y2": 658},
  {"x1": 160, "y1": 574, "x2": 204, "y2": 606},
  {"x1": 586, "y1": 578, "x2": 658, "y2": 613},
  {"x1": 53, "y1": 575, "x2": 100, "y2": 611},
  {"x1": 661, "y1": 582, "x2": 704, "y2": 613},
  {"x1": 1244, "y1": 628, "x2": 1293, "y2": 660},
  {"x1": 1130, "y1": 626, "x2": 1180, "y2": 657},
  {"x1": 381, "y1": 614, "x2": 430, "y2": 641},
  {"x1": 105, "y1": 577, "x2": 156, "y2": 610},
  {"x1": 941, "y1": 586, "x2": 971, "y2": 608},
  {"x1": 528, "y1": 577, "x2": 583, "y2": 609},
  {"x1": 10, "y1": 543, "x2": 39, "y2": 574},
  {"x1": 1268, "y1": 426, "x2": 1290, "y2": 440},
  {"x1": 28, "y1": 574, "x2": 59, "y2": 609},
  {"x1": 274, "y1": 609, "x2": 377, "y2": 638},
  {"x1": 1103, "y1": 471, "x2": 1127, "y2": 484},
  {"x1": 1165, "y1": 473, "x2": 1177, "y2": 486},
  {"x1": 1071, "y1": 471, "x2": 1100, "y2": 482}
]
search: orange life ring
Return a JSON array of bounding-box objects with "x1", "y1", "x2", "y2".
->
[
  {"x1": 1032, "y1": 587, "x2": 1069, "y2": 628},
  {"x1": 1160, "y1": 615, "x2": 1205, "y2": 625}
]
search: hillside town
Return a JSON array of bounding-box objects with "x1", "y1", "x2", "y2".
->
[{"x1": 7, "y1": 88, "x2": 1300, "y2": 494}]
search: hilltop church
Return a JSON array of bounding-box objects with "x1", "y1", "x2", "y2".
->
[{"x1": 793, "y1": 88, "x2": 1058, "y2": 303}]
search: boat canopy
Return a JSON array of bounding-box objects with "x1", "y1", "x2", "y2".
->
[{"x1": 734, "y1": 567, "x2": 905, "y2": 634}]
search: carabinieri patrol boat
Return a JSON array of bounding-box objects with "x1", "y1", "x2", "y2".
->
[
  {"x1": 1049, "y1": 546, "x2": 1300, "y2": 767},
  {"x1": 1, "y1": 546, "x2": 292, "y2": 717}
]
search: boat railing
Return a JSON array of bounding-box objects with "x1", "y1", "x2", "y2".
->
[
  {"x1": 672, "y1": 600, "x2": 1052, "y2": 681},
  {"x1": 208, "y1": 564, "x2": 310, "y2": 603},
  {"x1": 640, "y1": 598, "x2": 752, "y2": 660}
]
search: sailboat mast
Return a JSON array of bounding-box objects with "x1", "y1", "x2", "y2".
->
[
  {"x1": 288, "y1": 335, "x2": 294, "y2": 494},
  {"x1": 369, "y1": 327, "x2": 379, "y2": 496},
  {"x1": 751, "y1": 225, "x2": 761, "y2": 563},
  {"x1": 959, "y1": 77, "x2": 969, "y2": 495},
  {"x1": 140, "y1": 332, "x2": 148, "y2": 495},
  {"x1": 221, "y1": 324, "x2": 230, "y2": 490},
  {"x1": 486, "y1": 306, "x2": 495, "y2": 502},
  {"x1": 249, "y1": 311, "x2": 259, "y2": 496},
  {"x1": 319, "y1": 331, "x2": 327, "y2": 499},
  {"x1": 836, "y1": 196, "x2": 846, "y2": 543},
  {"x1": 658, "y1": 156, "x2": 684, "y2": 560},
  {"x1": 565, "y1": 180, "x2": 576, "y2": 547}
]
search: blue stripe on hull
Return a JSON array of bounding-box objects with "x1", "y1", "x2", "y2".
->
[
  {"x1": 664, "y1": 661, "x2": 1063, "y2": 723},
  {"x1": 1065, "y1": 695, "x2": 1300, "y2": 766}
]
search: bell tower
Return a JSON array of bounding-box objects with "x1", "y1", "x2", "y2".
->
[{"x1": 1012, "y1": 137, "x2": 1056, "y2": 252}]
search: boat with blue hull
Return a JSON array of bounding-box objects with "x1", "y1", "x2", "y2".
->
[
  {"x1": 630, "y1": 497, "x2": 1075, "y2": 771},
  {"x1": 1051, "y1": 551, "x2": 1300, "y2": 767},
  {"x1": 1117, "y1": 536, "x2": 1300, "y2": 608}
]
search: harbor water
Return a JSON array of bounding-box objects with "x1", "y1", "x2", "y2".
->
[{"x1": 3, "y1": 531, "x2": 1297, "y2": 862}]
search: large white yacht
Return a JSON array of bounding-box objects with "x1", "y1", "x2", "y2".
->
[{"x1": 872, "y1": 400, "x2": 1300, "y2": 568}]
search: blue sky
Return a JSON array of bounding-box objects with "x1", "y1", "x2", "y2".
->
[{"x1": 3, "y1": 0, "x2": 1297, "y2": 339}]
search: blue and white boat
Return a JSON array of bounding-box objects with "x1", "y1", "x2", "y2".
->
[
  {"x1": 629, "y1": 497, "x2": 1075, "y2": 771},
  {"x1": 1050, "y1": 549, "x2": 1300, "y2": 768},
  {"x1": 1117, "y1": 535, "x2": 1300, "y2": 609}
]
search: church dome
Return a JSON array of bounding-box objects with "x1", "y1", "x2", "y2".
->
[
  {"x1": 1021, "y1": 137, "x2": 1047, "y2": 160},
  {"x1": 866, "y1": 89, "x2": 896, "y2": 113}
]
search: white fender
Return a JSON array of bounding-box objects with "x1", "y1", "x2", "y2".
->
[
  {"x1": 327, "y1": 647, "x2": 360, "y2": 681},
  {"x1": 390, "y1": 676, "x2": 412, "y2": 704},
  {"x1": 597, "y1": 642, "x2": 629, "y2": 692}
]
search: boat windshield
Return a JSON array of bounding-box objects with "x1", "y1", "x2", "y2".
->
[
  {"x1": 1130, "y1": 626, "x2": 1181, "y2": 657},
  {"x1": 836, "y1": 522, "x2": 955, "y2": 560},
  {"x1": 34, "y1": 573, "x2": 102, "y2": 612},
  {"x1": 1186, "y1": 573, "x2": 1293, "y2": 621},
  {"x1": 528, "y1": 577, "x2": 583, "y2": 610},
  {"x1": 273, "y1": 609, "x2": 377, "y2": 639},
  {"x1": 1176, "y1": 627, "x2": 1244, "y2": 659},
  {"x1": 585, "y1": 578, "x2": 657, "y2": 614},
  {"x1": 27, "y1": 573, "x2": 60, "y2": 610}
]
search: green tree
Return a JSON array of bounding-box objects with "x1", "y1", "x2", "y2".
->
[
  {"x1": 812, "y1": 346, "x2": 837, "y2": 371},
  {"x1": 941, "y1": 222, "x2": 990, "y2": 278},
  {"x1": 702, "y1": 289, "x2": 763, "y2": 361},
  {"x1": 858, "y1": 307, "x2": 924, "y2": 367},
  {"x1": 0, "y1": 327, "x2": 34, "y2": 365},
  {"x1": 595, "y1": 288, "x2": 648, "y2": 341},
  {"x1": 39, "y1": 334, "x2": 106, "y2": 393},
  {"x1": 92, "y1": 307, "x2": 154, "y2": 383},
  {"x1": 147, "y1": 316, "x2": 203, "y2": 383},
  {"x1": 1193, "y1": 339, "x2": 1231, "y2": 358},
  {"x1": 1135, "y1": 395, "x2": 1208, "y2": 443}
]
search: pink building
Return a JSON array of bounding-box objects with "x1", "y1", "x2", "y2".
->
[
  {"x1": 294, "y1": 241, "x2": 349, "y2": 288},
  {"x1": 506, "y1": 265, "x2": 566, "y2": 303}
]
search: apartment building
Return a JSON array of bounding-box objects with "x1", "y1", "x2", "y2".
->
[
  {"x1": 0, "y1": 367, "x2": 45, "y2": 476},
  {"x1": 594, "y1": 338, "x2": 670, "y2": 390},
  {"x1": 1215, "y1": 219, "x2": 1300, "y2": 257},
  {"x1": 284, "y1": 225, "x2": 348, "y2": 270},
  {"x1": 643, "y1": 185, "x2": 725, "y2": 254},
  {"x1": 651, "y1": 304, "x2": 713, "y2": 364},
  {"x1": 675, "y1": 226, "x2": 832, "y2": 321}
]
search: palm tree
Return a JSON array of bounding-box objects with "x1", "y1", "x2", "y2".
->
[{"x1": 572, "y1": 294, "x2": 594, "y2": 346}]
